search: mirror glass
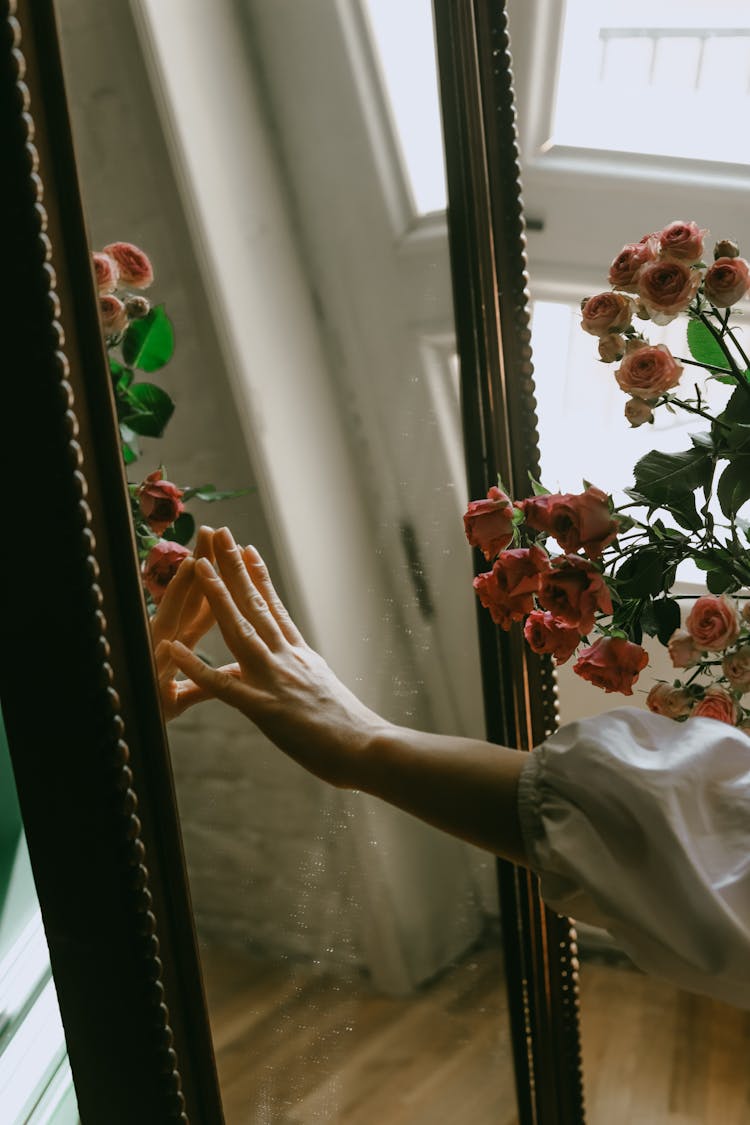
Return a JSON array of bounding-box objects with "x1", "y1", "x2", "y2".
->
[
  {"x1": 509, "y1": 0, "x2": 750, "y2": 1119},
  {"x1": 56, "y1": 1, "x2": 518, "y2": 1121}
]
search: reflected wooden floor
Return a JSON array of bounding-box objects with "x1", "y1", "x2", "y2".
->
[{"x1": 201, "y1": 946, "x2": 750, "y2": 1124}]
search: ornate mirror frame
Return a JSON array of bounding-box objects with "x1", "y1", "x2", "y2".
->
[{"x1": 0, "y1": 0, "x2": 584, "y2": 1121}]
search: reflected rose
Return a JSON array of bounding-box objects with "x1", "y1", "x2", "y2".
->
[
  {"x1": 99, "y1": 294, "x2": 128, "y2": 336},
  {"x1": 102, "y1": 241, "x2": 154, "y2": 289},
  {"x1": 92, "y1": 251, "x2": 119, "y2": 294},
  {"x1": 143, "y1": 541, "x2": 190, "y2": 604},
  {"x1": 138, "y1": 469, "x2": 185, "y2": 536}
]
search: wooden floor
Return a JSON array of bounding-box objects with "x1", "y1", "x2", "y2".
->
[{"x1": 201, "y1": 946, "x2": 750, "y2": 1124}]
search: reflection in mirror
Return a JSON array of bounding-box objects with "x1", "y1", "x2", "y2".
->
[
  {"x1": 510, "y1": 0, "x2": 750, "y2": 1119},
  {"x1": 57, "y1": 1, "x2": 519, "y2": 1121},
  {"x1": 0, "y1": 709, "x2": 80, "y2": 1124}
]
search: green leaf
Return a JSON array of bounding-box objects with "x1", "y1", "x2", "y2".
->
[
  {"x1": 649, "y1": 598, "x2": 681, "y2": 645},
  {"x1": 615, "y1": 548, "x2": 664, "y2": 598},
  {"x1": 181, "y1": 484, "x2": 250, "y2": 502},
  {"x1": 528, "y1": 475, "x2": 550, "y2": 496},
  {"x1": 686, "y1": 319, "x2": 731, "y2": 372},
  {"x1": 121, "y1": 383, "x2": 175, "y2": 438},
  {"x1": 119, "y1": 422, "x2": 140, "y2": 464},
  {"x1": 717, "y1": 457, "x2": 750, "y2": 519},
  {"x1": 631, "y1": 446, "x2": 713, "y2": 530},
  {"x1": 121, "y1": 306, "x2": 175, "y2": 372},
  {"x1": 706, "y1": 568, "x2": 736, "y2": 594},
  {"x1": 163, "y1": 512, "x2": 195, "y2": 546}
]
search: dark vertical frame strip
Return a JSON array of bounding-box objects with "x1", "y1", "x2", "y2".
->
[
  {"x1": 0, "y1": 2, "x2": 223, "y2": 1120},
  {"x1": 433, "y1": 2, "x2": 585, "y2": 1122}
]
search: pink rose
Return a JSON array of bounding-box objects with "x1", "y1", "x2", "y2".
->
[
  {"x1": 636, "y1": 259, "x2": 701, "y2": 323},
  {"x1": 102, "y1": 241, "x2": 154, "y2": 289},
  {"x1": 473, "y1": 545, "x2": 549, "y2": 630},
  {"x1": 523, "y1": 610, "x2": 580, "y2": 665},
  {"x1": 573, "y1": 636, "x2": 648, "y2": 695},
  {"x1": 722, "y1": 646, "x2": 750, "y2": 693},
  {"x1": 743, "y1": 602, "x2": 750, "y2": 624},
  {"x1": 667, "y1": 628, "x2": 700, "y2": 669},
  {"x1": 537, "y1": 555, "x2": 613, "y2": 635},
  {"x1": 614, "y1": 343, "x2": 683, "y2": 399},
  {"x1": 463, "y1": 486, "x2": 514, "y2": 560},
  {"x1": 703, "y1": 257, "x2": 750, "y2": 308},
  {"x1": 646, "y1": 682, "x2": 694, "y2": 718},
  {"x1": 516, "y1": 486, "x2": 619, "y2": 559},
  {"x1": 608, "y1": 241, "x2": 656, "y2": 291},
  {"x1": 99, "y1": 294, "x2": 128, "y2": 336},
  {"x1": 580, "y1": 292, "x2": 634, "y2": 337},
  {"x1": 656, "y1": 221, "x2": 707, "y2": 263},
  {"x1": 137, "y1": 469, "x2": 184, "y2": 536},
  {"x1": 624, "y1": 397, "x2": 653, "y2": 427},
  {"x1": 686, "y1": 595, "x2": 740, "y2": 652},
  {"x1": 693, "y1": 686, "x2": 739, "y2": 726},
  {"x1": 92, "y1": 251, "x2": 119, "y2": 294},
  {"x1": 143, "y1": 541, "x2": 190, "y2": 604},
  {"x1": 597, "y1": 334, "x2": 626, "y2": 363}
]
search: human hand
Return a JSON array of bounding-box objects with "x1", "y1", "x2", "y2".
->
[
  {"x1": 168, "y1": 527, "x2": 390, "y2": 785},
  {"x1": 150, "y1": 525, "x2": 220, "y2": 720}
]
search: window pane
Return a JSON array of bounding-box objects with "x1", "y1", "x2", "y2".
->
[{"x1": 552, "y1": 0, "x2": 750, "y2": 165}]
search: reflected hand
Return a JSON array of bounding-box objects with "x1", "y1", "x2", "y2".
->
[
  {"x1": 168, "y1": 527, "x2": 389, "y2": 784},
  {"x1": 150, "y1": 525, "x2": 220, "y2": 720}
]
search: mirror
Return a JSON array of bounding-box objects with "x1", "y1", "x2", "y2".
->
[{"x1": 2, "y1": 0, "x2": 584, "y2": 1120}]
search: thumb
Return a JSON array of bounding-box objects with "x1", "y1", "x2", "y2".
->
[{"x1": 169, "y1": 642, "x2": 245, "y2": 708}]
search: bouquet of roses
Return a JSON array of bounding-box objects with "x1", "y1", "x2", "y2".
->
[
  {"x1": 464, "y1": 221, "x2": 750, "y2": 729},
  {"x1": 93, "y1": 241, "x2": 244, "y2": 608}
]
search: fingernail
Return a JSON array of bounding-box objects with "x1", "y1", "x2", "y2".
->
[{"x1": 215, "y1": 527, "x2": 235, "y2": 550}]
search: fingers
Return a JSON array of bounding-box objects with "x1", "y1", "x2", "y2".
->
[
  {"x1": 150, "y1": 558, "x2": 196, "y2": 647},
  {"x1": 176, "y1": 526, "x2": 215, "y2": 644},
  {"x1": 170, "y1": 642, "x2": 247, "y2": 708},
  {"x1": 241, "y1": 545, "x2": 305, "y2": 646},
  {"x1": 193, "y1": 557, "x2": 268, "y2": 665},
  {"x1": 213, "y1": 528, "x2": 285, "y2": 649}
]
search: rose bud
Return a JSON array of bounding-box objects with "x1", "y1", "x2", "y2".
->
[
  {"x1": 537, "y1": 555, "x2": 613, "y2": 635},
  {"x1": 573, "y1": 636, "x2": 648, "y2": 695},
  {"x1": 580, "y1": 292, "x2": 635, "y2": 337},
  {"x1": 624, "y1": 337, "x2": 649, "y2": 355},
  {"x1": 102, "y1": 241, "x2": 154, "y2": 289},
  {"x1": 667, "y1": 628, "x2": 700, "y2": 669},
  {"x1": 137, "y1": 469, "x2": 185, "y2": 536},
  {"x1": 722, "y1": 646, "x2": 750, "y2": 693},
  {"x1": 92, "y1": 251, "x2": 119, "y2": 294},
  {"x1": 99, "y1": 294, "x2": 128, "y2": 336},
  {"x1": 636, "y1": 259, "x2": 701, "y2": 324},
  {"x1": 624, "y1": 397, "x2": 653, "y2": 427},
  {"x1": 714, "y1": 239, "x2": 739, "y2": 260},
  {"x1": 598, "y1": 334, "x2": 625, "y2": 363},
  {"x1": 142, "y1": 540, "x2": 190, "y2": 604},
  {"x1": 656, "y1": 221, "x2": 707, "y2": 264},
  {"x1": 516, "y1": 486, "x2": 619, "y2": 559},
  {"x1": 463, "y1": 485, "x2": 515, "y2": 561},
  {"x1": 703, "y1": 257, "x2": 750, "y2": 308},
  {"x1": 693, "y1": 686, "x2": 740, "y2": 726},
  {"x1": 646, "y1": 682, "x2": 694, "y2": 719},
  {"x1": 614, "y1": 343, "x2": 683, "y2": 399},
  {"x1": 608, "y1": 241, "x2": 656, "y2": 292},
  {"x1": 523, "y1": 610, "x2": 580, "y2": 665},
  {"x1": 125, "y1": 295, "x2": 151, "y2": 319},
  {"x1": 473, "y1": 545, "x2": 549, "y2": 629},
  {"x1": 686, "y1": 595, "x2": 741, "y2": 652}
]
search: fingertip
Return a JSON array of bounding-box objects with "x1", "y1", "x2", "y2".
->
[
  {"x1": 214, "y1": 526, "x2": 236, "y2": 551},
  {"x1": 195, "y1": 557, "x2": 216, "y2": 579}
]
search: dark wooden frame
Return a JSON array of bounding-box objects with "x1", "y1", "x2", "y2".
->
[{"x1": 0, "y1": 0, "x2": 583, "y2": 1121}]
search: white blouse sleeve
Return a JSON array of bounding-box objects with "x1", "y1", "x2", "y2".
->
[{"x1": 517, "y1": 707, "x2": 750, "y2": 1009}]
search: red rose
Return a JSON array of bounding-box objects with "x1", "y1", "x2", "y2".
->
[
  {"x1": 137, "y1": 469, "x2": 184, "y2": 535},
  {"x1": 537, "y1": 555, "x2": 613, "y2": 635},
  {"x1": 573, "y1": 636, "x2": 648, "y2": 695},
  {"x1": 607, "y1": 241, "x2": 656, "y2": 291},
  {"x1": 143, "y1": 541, "x2": 190, "y2": 604},
  {"x1": 523, "y1": 610, "x2": 580, "y2": 665},
  {"x1": 636, "y1": 259, "x2": 701, "y2": 323},
  {"x1": 463, "y1": 485, "x2": 514, "y2": 560},
  {"x1": 473, "y1": 545, "x2": 549, "y2": 630},
  {"x1": 516, "y1": 486, "x2": 618, "y2": 559},
  {"x1": 102, "y1": 241, "x2": 154, "y2": 289},
  {"x1": 703, "y1": 257, "x2": 750, "y2": 308},
  {"x1": 614, "y1": 343, "x2": 683, "y2": 399},
  {"x1": 99, "y1": 294, "x2": 128, "y2": 336},
  {"x1": 580, "y1": 292, "x2": 634, "y2": 337},
  {"x1": 656, "y1": 221, "x2": 706, "y2": 263},
  {"x1": 686, "y1": 595, "x2": 740, "y2": 652},
  {"x1": 92, "y1": 251, "x2": 119, "y2": 294},
  {"x1": 693, "y1": 686, "x2": 739, "y2": 726}
]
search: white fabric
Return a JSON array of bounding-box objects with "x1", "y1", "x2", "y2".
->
[{"x1": 517, "y1": 707, "x2": 750, "y2": 1009}]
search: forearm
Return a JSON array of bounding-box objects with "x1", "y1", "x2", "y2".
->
[{"x1": 354, "y1": 724, "x2": 529, "y2": 865}]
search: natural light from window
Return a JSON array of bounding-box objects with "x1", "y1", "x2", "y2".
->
[
  {"x1": 552, "y1": 0, "x2": 750, "y2": 165},
  {"x1": 362, "y1": 0, "x2": 447, "y2": 215}
]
